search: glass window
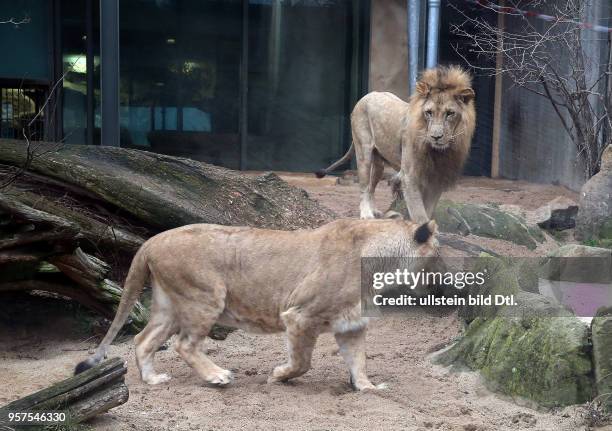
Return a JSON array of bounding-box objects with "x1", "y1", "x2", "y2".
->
[
  {"x1": 247, "y1": 0, "x2": 354, "y2": 171},
  {"x1": 120, "y1": 0, "x2": 242, "y2": 168},
  {"x1": 61, "y1": 0, "x2": 100, "y2": 146},
  {"x1": 0, "y1": 0, "x2": 50, "y2": 81}
]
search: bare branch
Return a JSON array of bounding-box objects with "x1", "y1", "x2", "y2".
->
[
  {"x1": 449, "y1": 0, "x2": 610, "y2": 178},
  {"x1": 0, "y1": 16, "x2": 30, "y2": 26}
]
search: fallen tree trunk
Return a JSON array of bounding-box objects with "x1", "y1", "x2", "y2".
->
[
  {"x1": 0, "y1": 139, "x2": 334, "y2": 230},
  {"x1": 0, "y1": 357, "x2": 128, "y2": 426}
]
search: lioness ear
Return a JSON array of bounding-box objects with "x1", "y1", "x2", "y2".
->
[
  {"x1": 456, "y1": 88, "x2": 475, "y2": 104},
  {"x1": 415, "y1": 81, "x2": 430, "y2": 97},
  {"x1": 414, "y1": 220, "x2": 438, "y2": 244}
]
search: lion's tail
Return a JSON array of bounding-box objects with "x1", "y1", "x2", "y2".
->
[
  {"x1": 74, "y1": 245, "x2": 150, "y2": 374},
  {"x1": 314, "y1": 142, "x2": 354, "y2": 178}
]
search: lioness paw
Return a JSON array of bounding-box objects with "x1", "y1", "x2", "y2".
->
[
  {"x1": 206, "y1": 369, "x2": 233, "y2": 387},
  {"x1": 267, "y1": 364, "x2": 291, "y2": 383}
]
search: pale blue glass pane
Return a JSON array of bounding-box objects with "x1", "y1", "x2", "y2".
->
[
  {"x1": 183, "y1": 108, "x2": 211, "y2": 132},
  {"x1": 120, "y1": 0, "x2": 241, "y2": 167},
  {"x1": 0, "y1": 0, "x2": 50, "y2": 81}
]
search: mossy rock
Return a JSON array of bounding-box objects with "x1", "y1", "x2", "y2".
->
[
  {"x1": 592, "y1": 307, "x2": 612, "y2": 411},
  {"x1": 433, "y1": 201, "x2": 545, "y2": 250},
  {"x1": 515, "y1": 258, "x2": 542, "y2": 293},
  {"x1": 388, "y1": 198, "x2": 545, "y2": 249},
  {"x1": 458, "y1": 256, "x2": 521, "y2": 322},
  {"x1": 435, "y1": 300, "x2": 592, "y2": 408},
  {"x1": 601, "y1": 218, "x2": 612, "y2": 239},
  {"x1": 542, "y1": 244, "x2": 612, "y2": 284},
  {"x1": 575, "y1": 144, "x2": 612, "y2": 241}
]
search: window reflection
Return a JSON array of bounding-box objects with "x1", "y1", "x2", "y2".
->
[
  {"x1": 247, "y1": 0, "x2": 354, "y2": 171},
  {"x1": 120, "y1": 0, "x2": 242, "y2": 168}
]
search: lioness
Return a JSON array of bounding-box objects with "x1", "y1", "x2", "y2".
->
[
  {"x1": 316, "y1": 66, "x2": 476, "y2": 222},
  {"x1": 76, "y1": 217, "x2": 438, "y2": 390}
]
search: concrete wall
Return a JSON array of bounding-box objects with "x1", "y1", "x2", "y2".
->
[
  {"x1": 498, "y1": 82, "x2": 586, "y2": 191},
  {"x1": 498, "y1": 1, "x2": 610, "y2": 191},
  {"x1": 368, "y1": 0, "x2": 409, "y2": 101}
]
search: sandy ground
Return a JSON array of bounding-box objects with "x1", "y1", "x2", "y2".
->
[{"x1": 0, "y1": 175, "x2": 597, "y2": 431}]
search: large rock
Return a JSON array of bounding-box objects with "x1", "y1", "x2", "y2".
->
[
  {"x1": 542, "y1": 244, "x2": 612, "y2": 283},
  {"x1": 592, "y1": 307, "x2": 612, "y2": 411},
  {"x1": 435, "y1": 255, "x2": 594, "y2": 408},
  {"x1": 388, "y1": 198, "x2": 545, "y2": 249},
  {"x1": 434, "y1": 200, "x2": 545, "y2": 250},
  {"x1": 458, "y1": 255, "x2": 521, "y2": 322},
  {"x1": 576, "y1": 145, "x2": 612, "y2": 241},
  {"x1": 547, "y1": 244, "x2": 612, "y2": 259},
  {"x1": 533, "y1": 196, "x2": 579, "y2": 231},
  {"x1": 435, "y1": 293, "x2": 593, "y2": 408}
]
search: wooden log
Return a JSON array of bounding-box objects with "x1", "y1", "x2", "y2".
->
[
  {"x1": 9, "y1": 188, "x2": 146, "y2": 252},
  {"x1": 0, "y1": 140, "x2": 334, "y2": 230},
  {"x1": 49, "y1": 249, "x2": 149, "y2": 329},
  {"x1": 50, "y1": 248, "x2": 114, "y2": 288},
  {"x1": 0, "y1": 357, "x2": 128, "y2": 426},
  {"x1": 0, "y1": 142, "x2": 333, "y2": 337},
  {"x1": 0, "y1": 280, "x2": 117, "y2": 320},
  {"x1": 0, "y1": 192, "x2": 76, "y2": 231},
  {"x1": 0, "y1": 229, "x2": 74, "y2": 251},
  {"x1": 0, "y1": 193, "x2": 147, "y2": 330},
  {"x1": 0, "y1": 250, "x2": 47, "y2": 265}
]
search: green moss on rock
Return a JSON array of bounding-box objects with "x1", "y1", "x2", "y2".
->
[
  {"x1": 458, "y1": 256, "x2": 521, "y2": 322},
  {"x1": 592, "y1": 307, "x2": 612, "y2": 411},
  {"x1": 433, "y1": 201, "x2": 544, "y2": 250},
  {"x1": 435, "y1": 310, "x2": 593, "y2": 408},
  {"x1": 601, "y1": 218, "x2": 612, "y2": 239}
]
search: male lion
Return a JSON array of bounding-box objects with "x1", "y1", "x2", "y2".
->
[
  {"x1": 316, "y1": 66, "x2": 476, "y2": 222},
  {"x1": 76, "y1": 217, "x2": 438, "y2": 390}
]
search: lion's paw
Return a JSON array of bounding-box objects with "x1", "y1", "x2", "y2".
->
[
  {"x1": 356, "y1": 383, "x2": 387, "y2": 392},
  {"x1": 206, "y1": 369, "x2": 233, "y2": 387},
  {"x1": 350, "y1": 377, "x2": 388, "y2": 391},
  {"x1": 143, "y1": 373, "x2": 171, "y2": 385}
]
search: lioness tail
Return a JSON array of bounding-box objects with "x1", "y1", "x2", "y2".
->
[
  {"x1": 74, "y1": 246, "x2": 150, "y2": 374},
  {"x1": 314, "y1": 142, "x2": 354, "y2": 178}
]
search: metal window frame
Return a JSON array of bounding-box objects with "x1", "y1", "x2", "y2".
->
[{"x1": 100, "y1": 0, "x2": 120, "y2": 147}]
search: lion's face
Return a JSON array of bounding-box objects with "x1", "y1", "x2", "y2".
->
[
  {"x1": 413, "y1": 68, "x2": 476, "y2": 152},
  {"x1": 420, "y1": 95, "x2": 465, "y2": 150}
]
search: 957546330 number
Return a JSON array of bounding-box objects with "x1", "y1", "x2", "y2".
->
[{"x1": 2, "y1": 411, "x2": 68, "y2": 426}]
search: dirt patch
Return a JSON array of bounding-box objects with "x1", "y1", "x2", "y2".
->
[
  {"x1": 0, "y1": 311, "x2": 588, "y2": 431},
  {"x1": 293, "y1": 174, "x2": 579, "y2": 219},
  {"x1": 0, "y1": 175, "x2": 593, "y2": 430}
]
